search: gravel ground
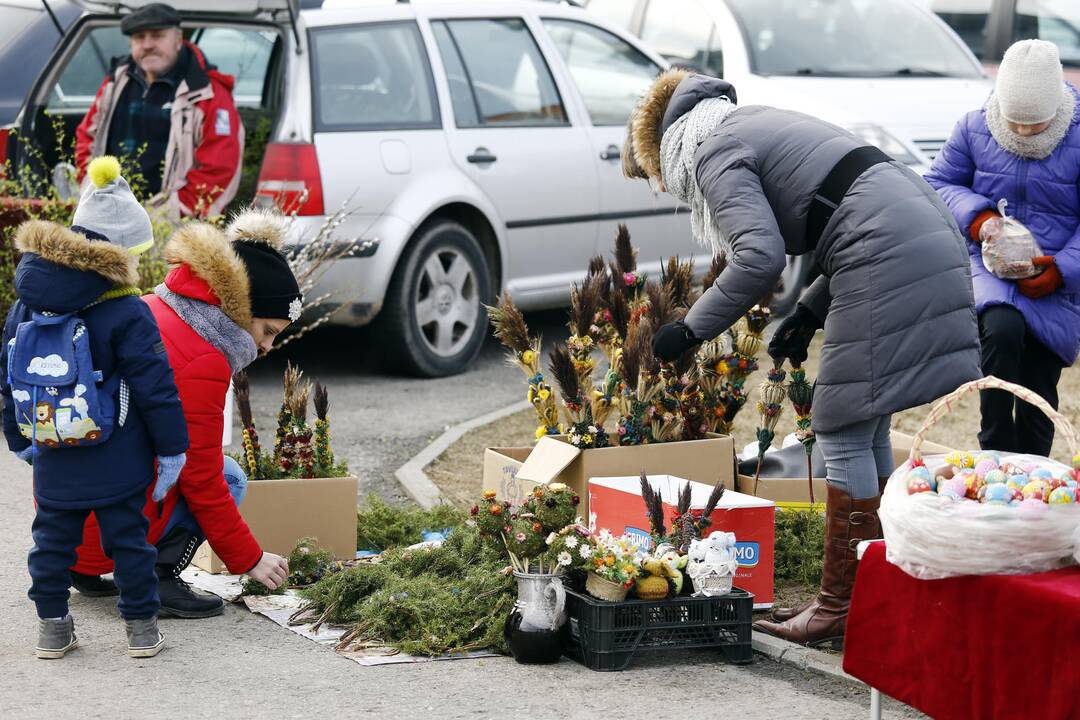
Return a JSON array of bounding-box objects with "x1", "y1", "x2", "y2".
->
[{"x1": 0, "y1": 448, "x2": 922, "y2": 720}]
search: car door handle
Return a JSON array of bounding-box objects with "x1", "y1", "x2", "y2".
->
[
  {"x1": 600, "y1": 144, "x2": 621, "y2": 161},
  {"x1": 467, "y1": 148, "x2": 497, "y2": 164}
]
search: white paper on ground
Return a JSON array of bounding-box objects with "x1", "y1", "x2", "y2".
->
[{"x1": 181, "y1": 568, "x2": 497, "y2": 666}]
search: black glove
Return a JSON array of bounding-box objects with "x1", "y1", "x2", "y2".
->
[
  {"x1": 767, "y1": 305, "x2": 822, "y2": 366},
  {"x1": 652, "y1": 320, "x2": 699, "y2": 362}
]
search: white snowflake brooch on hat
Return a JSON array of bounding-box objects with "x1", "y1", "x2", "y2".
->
[{"x1": 288, "y1": 297, "x2": 303, "y2": 322}]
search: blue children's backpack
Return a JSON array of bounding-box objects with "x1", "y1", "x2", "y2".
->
[{"x1": 6, "y1": 312, "x2": 126, "y2": 450}]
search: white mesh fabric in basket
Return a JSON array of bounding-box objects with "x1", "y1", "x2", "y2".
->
[
  {"x1": 879, "y1": 377, "x2": 1080, "y2": 579},
  {"x1": 881, "y1": 454, "x2": 1080, "y2": 579}
]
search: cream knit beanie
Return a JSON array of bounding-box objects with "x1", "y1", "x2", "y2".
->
[{"x1": 996, "y1": 39, "x2": 1066, "y2": 125}]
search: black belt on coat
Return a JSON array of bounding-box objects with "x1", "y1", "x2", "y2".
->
[{"x1": 805, "y1": 145, "x2": 893, "y2": 249}]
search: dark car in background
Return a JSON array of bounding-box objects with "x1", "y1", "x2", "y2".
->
[
  {"x1": 924, "y1": 0, "x2": 1080, "y2": 83},
  {"x1": 0, "y1": 1, "x2": 81, "y2": 165}
]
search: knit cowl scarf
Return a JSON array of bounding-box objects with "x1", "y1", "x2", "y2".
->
[
  {"x1": 986, "y1": 87, "x2": 1075, "y2": 160},
  {"x1": 154, "y1": 284, "x2": 258, "y2": 373},
  {"x1": 659, "y1": 96, "x2": 738, "y2": 257}
]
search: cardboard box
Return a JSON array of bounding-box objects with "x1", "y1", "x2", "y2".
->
[
  {"x1": 890, "y1": 430, "x2": 955, "y2": 468},
  {"x1": 482, "y1": 435, "x2": 736, "y2": 515},
  {"x1": 731, "y1": 430, "x2": 959, "y2": 509},
  {"x1": 192, "y1": 475, "x2": 358, "y2": 574},
  {"x1": 589, "y1": 474, "x2": 775, "y2": 608}
]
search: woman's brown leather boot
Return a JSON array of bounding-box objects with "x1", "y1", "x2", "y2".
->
[
  {"x1": 767, "y1": 477, "x2": 887, "y2": 623},
  {"x1": 754, "y1": 484, "x2": 880, "y2": 648}
]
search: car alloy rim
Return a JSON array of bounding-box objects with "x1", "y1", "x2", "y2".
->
[{"x1": 414, "y1": 246, "x2": 479, "y2": 358}]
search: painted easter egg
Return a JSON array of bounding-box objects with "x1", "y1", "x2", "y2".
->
[
  {"x1": 1022, "y1": 480, "x2": 1052, "y2": 503},
  {"x1": 1048, "y1": 487, "x2": 1075, "y2": 507},
  {"x1": 984, "y1": 469, "x2": 1008, "y2": 485},
  {"x1": 1030, "y1": 468, "x2": 1054, "y2": 480},
  {"x1": 981, "y1": 483, "x2": 1012, "y2": 505},
  {"x1": 907, "y1": 467, "x2": 935, "y2": 492},
  {"x1": 964, "y1": 474, "x2": 985, "y2": 500},
  {"x1": 974, "y1": 452, "x2": 1000, "y2": 467},
  {"x1": 907, "y1": 477, "x2": 933, "y2": 495}
]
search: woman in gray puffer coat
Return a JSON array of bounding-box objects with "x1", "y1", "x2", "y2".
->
[{"x1": 626, "y1": 70, "x2": 981, "y2": 648}]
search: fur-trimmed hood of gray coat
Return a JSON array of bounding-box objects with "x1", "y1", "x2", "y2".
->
[{"x1": 651, "y1": 74, "x2": 981, "y2": 433}]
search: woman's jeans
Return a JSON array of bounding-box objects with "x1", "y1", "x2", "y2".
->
[
  {"x1": 161, "y1": 455, "x2": 248, "y2": 540},
  {"x1": 815, "y1": 415, "x2": 894, "y2": 500}
]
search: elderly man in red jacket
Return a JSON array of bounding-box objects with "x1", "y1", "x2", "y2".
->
[{"x1": 75, "y1": 3, "x2": 243, "y2": 218}]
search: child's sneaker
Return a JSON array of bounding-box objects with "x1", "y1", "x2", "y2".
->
[
  {"x1": 36, "y1": 615, "x2": 78, "y2": 659},
  {"x1": 125, "y1": 617, "x2": 164, "y2": 658}
]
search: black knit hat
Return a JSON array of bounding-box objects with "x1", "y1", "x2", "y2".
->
[{"x1": 232, "y1": 240, "x2": 302, "y2": 322}]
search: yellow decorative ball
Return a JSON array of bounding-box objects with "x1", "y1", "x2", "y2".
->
[{"x1": 87, "y1": 155, "x2": 121, "y2": 188}]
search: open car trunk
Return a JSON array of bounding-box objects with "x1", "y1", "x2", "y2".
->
[{"x1": 6, "y1": 3, "x2": 292, "y2": 220}]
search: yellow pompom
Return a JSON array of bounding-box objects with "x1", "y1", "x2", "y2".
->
[{"x1": 87, "y1": 156, "x2": 121, "y2": 188}]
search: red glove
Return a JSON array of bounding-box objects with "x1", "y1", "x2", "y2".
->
[
  {"x1": 970, "y1": 209, "x2": 999, "y2": 242},
  {"x1": 1018, "y1": 256, "x2": 1063, "y2": 299}
]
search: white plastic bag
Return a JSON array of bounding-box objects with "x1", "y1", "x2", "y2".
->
[
  {"x1": 981, "y1": 199, "x2": 1043, "y2": 279},
  {"x1": 879, "y1": 377, "x2": 1080, "y2": 579}
]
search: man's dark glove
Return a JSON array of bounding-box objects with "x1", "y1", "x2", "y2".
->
[
  {"x1": 768, "y1": 305, "x2": 822, "y2": 366},
  {"x1": 652, "y1": 320, "x2": 699, "y2": 362}
]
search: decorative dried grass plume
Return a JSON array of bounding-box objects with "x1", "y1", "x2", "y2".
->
[
  {"x1": 234, "y1": 371, "x2": 254, "y2": 428},
  {"x1": 587, "y1": 254, "x2": 611, "y2": 306},
  {"x1": 645, "y1": 281, "x2": 678, "y2": 328},
  {"x1": 288, "y1": 379, "x2": 311, "y2": 423},
  {"x1": 702, "y1": 254, "x2": 727, "y2": 293},
  {"x1": 701, "y1": 480, "x2": 725, "y2": 519},
  {"x1": 662, "y1": 256, "x2": 695, "y2": 310},
  {"x1": 677, "y1": 480, "x2": 692, "y2": 516},
  {"x1": 485, "y1": 293, "x2": 532, "y2": 355},
  {"x1": 608, "y1": 283, "x2": 631, "y2": 344},
  {"x1": 633, "y1": 316, "x2": 659, "y2": 377},
  {"x1": 639, "y1": 469, "x2": 665, "y2": 537},
  {"x1": 314, "y1": 381, "x2": 329, "y2": 422},
  {"x1": 282, "y1": 362, "x2": 303, "y2": 405},
  {"x1": 548, "y1": 344, "x2": 581, "y2": 403},
  {"x1": 569, "y1": 275, "x2": 603, "y2": 338},
  {"x1": 613, "y1": 223, "x2": 636, "y2": 276}
]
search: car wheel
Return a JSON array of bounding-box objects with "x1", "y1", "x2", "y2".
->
[
  {"x1": 770, "y1": 254, "x2": 812, "y2": 317},
  {"x1": 379, "y1": 220, "x2": 491, "y2": 377}
]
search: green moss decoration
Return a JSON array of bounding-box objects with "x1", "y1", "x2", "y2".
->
[{"x1": 774, "y1": 509, "x2": 825, "y2": 587}]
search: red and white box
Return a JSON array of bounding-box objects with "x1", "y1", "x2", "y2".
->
[{"x1": 589, "y1": 475, "x2": 775, "y2": 608}]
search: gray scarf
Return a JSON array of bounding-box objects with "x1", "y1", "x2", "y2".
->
[
  {"x1": 985, "y1": 88, "x2": 1075, "y2": 160},
  {"x1": 154, "y1": 284, "x2": 257, "y2": 373},
  {"x1": 659, "y1": 96, "x2": 738, "y2": 257}
]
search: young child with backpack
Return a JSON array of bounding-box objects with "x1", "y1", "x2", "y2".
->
[{"x1": 1, "y1": 157, "x2": 189, "y2": 659}]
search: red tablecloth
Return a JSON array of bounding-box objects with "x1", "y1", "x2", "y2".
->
[{"x1": 843, "y1": 541, "x2": 1080, "y2": 720}]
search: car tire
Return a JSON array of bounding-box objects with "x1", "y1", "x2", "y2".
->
[
  {"x1": 378, "y1": 220, "x2": 491, "y2": 378},
  {"x1": 770, "y1": 254, "x2": 813, "y2": 317}
]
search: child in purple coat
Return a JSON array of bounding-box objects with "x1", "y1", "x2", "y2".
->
[{"x1": 926, "y1": 39, "x2": 1080, "y2": 455}]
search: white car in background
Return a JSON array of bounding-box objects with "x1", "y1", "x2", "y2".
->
[{"x1": 583, "y1": 0, "x2": 996, "y2": 302}]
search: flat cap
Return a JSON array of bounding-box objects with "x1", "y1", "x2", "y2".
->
[{"x1": 120, "y1": 3, "x2": 181, "y2": 35}]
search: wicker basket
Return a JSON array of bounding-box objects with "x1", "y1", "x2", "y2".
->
[
  {"x1": 585, "y1": 572, "x2": 629, "y2": 602},
  {"x1": 881, "y1": 376, "x2": 1080, "y2": 579}
]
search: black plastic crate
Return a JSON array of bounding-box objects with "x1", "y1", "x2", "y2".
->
[{"x1": 561, "y1": 585, "x2": 754, "y2": 671}]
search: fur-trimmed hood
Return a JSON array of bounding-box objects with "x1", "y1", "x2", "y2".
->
[
  {"x1": 12, "y1": 220, "x2": 139, "y2": 314},
  {"x1": 15, "y1": 220, "x2": 138, "y2": 286},
  {"x1": 163, "y1": 222, "x2": 252, "y2": 329},
  {"x1": 629, "y1": 70, "x2": 737, "y2": 180}
]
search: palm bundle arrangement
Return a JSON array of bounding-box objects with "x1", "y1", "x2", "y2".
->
[
  {"x1": 486, "y1": 294, "x2": 561, "y2": 440},
  {"x1": 639, "y1": 470, "x2": 726, "y2": 553},
  {"x1": 232, "y1": 364, "x2": 348, "y2": 480},
  {"x1": 752, "y1": 363, "x2": 788, "y2": 494},
  {"x1": 787, "y1": 364, "x2": 817, "y2": 504}
]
